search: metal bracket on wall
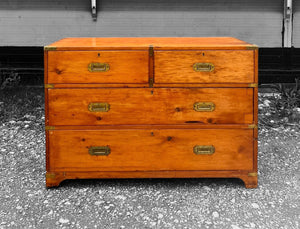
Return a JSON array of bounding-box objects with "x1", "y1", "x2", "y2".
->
[
  {"x1": 283, "y1": 0, "x2": 293, "y2": 47},
  {"x1": 91, "y1": 0, "x2": 97, "y2": 21}
]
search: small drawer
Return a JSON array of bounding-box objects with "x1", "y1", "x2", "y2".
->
[
  {"x1": 48, "y1": 129, "x2": 254, "y2": 171},
  {"x1": 48, "y1": 88, "x2": 254, "y2": 125},
  {"x1": 154, "y1": 50, "x2": 254, "y2": 83},
  {"x1": 47, "y1": 51, "x2": 149, "y2": 84}
]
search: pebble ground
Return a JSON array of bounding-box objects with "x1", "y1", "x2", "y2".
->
[{"x1": 0, "y1": 89, "x2": 299, "y2": 229}]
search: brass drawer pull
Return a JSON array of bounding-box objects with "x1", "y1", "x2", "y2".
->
[
  {"x1": 193, "y1": 63, "x2": 214, "y2": 72},
  {"x1": 89, "y1": 146, "x2": 111, "y2": 156},
  {"x1": 193, "y1": 102, "x2": 215, "y2": 112},
  {"x1": 193, "y1": 145, "x2": 215, "y2": 155},
  {"x1": 88, "y1": 63, "x2": 110, "y2": 72},
  {"x1": 88, "y1": 103, "x2": 110, "y2": 112}
]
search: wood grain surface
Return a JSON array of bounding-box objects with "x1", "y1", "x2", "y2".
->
[
  {"x1": 49, "y1": 83, "x2": 257, "y2": 88},
  {"x1": 47, "y1": 51, "x2": 149, "y2": 84},
  {"x1": 48, "y1": 129, "x2": 253, "y2": 171},
  {"x1": 155, "y1": 50, "x2": 254, "y2": 83},
  {"x1": 46, "y1": 170, "x2": 257, "y2": 188},
  {"x1": 44, "y1": 37, "x2": 258, "y2": 188},
  {"x1": 48, "y1": 88, "x2": 253, "y2": 125},
  {"x1": 46, "y1": 37, "x2": 255, "y2": 51}
]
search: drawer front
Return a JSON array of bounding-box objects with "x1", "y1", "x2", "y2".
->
[
  {"x1": 155, "y1": 50, "x2": 254, "y2": 83},
  {"x1": 48, "y1": 129, "x2": 253, "y2": 171},
  {"x1": 48, "y1": 88, "x2": 253, "y2": 125},
  {"x1": 47, "y1": 51, "x2": 149, "y2": 84}
]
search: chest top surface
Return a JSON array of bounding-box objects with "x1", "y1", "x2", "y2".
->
[{"x1": 45, "y1": 37, "x2": 257, "y2": 51}]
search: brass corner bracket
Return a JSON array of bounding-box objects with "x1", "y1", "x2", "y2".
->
[
  {"x1": 44, "y1": 46, "x2": 57, "y2": 51},
  {"x1": 248, "y1": 172, "x2": 258, "y2": 177},
  {"x1": 44, "y1": 84, "x2": 54, "y2": 89},
  {"x1": 248, "y1": 124, "x2": 258, "y2": 129},
  {"x1": 45, "y1": 172, "x2": 56, "y2": 179},
  {"x1": 246, "y1": 45, "x2": 258, "y2": 50},
  {"x1": 149, "y1": 78, "x2": 154, "y2": 88},
  {"x1": 45, "y1": 126, "x2": 55, "y2": 131},
  {"x1": 248, "y1": 83, "x2": 258, "y2": 88},
  {"x1": 149, "y1": 45, "x2": 154, "y2": 57}
]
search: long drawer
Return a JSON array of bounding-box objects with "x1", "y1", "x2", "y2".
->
[
  {"x1": 48, "y1": 129, "x2": 254, "y2": 171},
  {"x1": 155, "y1": 50, "x2": 254, "y2": 83},
  {"x1": 48, "y1": 88, "x2": 253, "y2": 125},
  {"x1": 47, "y1": 51, "x2": 149, "y2": 84}
]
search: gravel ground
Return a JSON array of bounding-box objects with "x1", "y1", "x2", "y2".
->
[{"x1": 0, "y1": 88, "x2": 299, "y2": 229}]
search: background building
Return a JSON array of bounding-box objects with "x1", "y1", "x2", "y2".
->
[{"x1": 0, "y1": 0, "x2": 299, "y2": 85}]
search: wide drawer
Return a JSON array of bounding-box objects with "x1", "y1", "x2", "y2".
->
[
  {"x1": 154, "y1": 50, "x2": 254, "y2": 83},
  {"x1": 47, "y1": 51, "x2": 149, "y2": 84},
  {"x1": 48, "y1": 88, "x2": 253, "y2": 125},
  {"x1": 48, "y1": 129, "x2": 254, "y2": 171}
]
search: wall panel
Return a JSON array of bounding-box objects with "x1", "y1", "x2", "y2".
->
[
  {"x1": 293, "y1": 0, "x2": 300, "y2": 47},
  {"x1": 0, "y1": 0, "x2": 283, "y2": 47}
]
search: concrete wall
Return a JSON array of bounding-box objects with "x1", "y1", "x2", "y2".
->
[{"x1": 0, "y1": 0, "x2": 286, "y2": 47}]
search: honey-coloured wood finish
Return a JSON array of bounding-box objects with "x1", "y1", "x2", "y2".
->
[
  {"x1": 48, "y1": 129, "x2": 253, "y2": 171},
  {"x1": 47, "y1": 51, "x2": 149, "y2": 84},
  {"x1": 46, "y1": 171, "x2": 257, "y2": 189},
  {"x1": 46, "y1": 37, "x2": 256, "y2": 51},
  {"x1": 44, "y1": 37, "x2": 258, "y2": 189},
  {"x1": 155, "y1": 50, "x2": 254, "y2": 83},
  {"x1": 48, "y1": 88, "x2": 254, "y2": 126}
]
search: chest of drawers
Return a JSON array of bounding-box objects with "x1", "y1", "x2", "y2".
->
[{"x1": 44, "y1": 37, "x2": 258, "y2": 188}]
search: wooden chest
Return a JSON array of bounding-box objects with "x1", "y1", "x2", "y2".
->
[{"x1": 44, "y1": 37, "x2": 258, "y2": 188}]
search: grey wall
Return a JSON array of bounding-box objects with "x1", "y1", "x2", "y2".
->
[
  {"x1": 0, "y1": 0, "x2": 288, "y2": 47},
  {"x1": 293, "y1": 0, "x2": 300, "y2": 47}
]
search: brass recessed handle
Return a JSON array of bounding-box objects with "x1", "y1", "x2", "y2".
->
[
  {"x1": 88, "y1": 103, "x2": 110, "y2": 112},
  {"x1": 89, "y1": 146, "x2": 110, "y2": 156},
  {"x1": 193, "y1": 102, "x2": 215, "y2": 112},
  {"x1": 193, "y1": 63, "x2": 214, "y2": 72},
  {"x1": 193, "y1": 145, "x2": 215, "y2": 155},
  {"x1": 88, "y1": 63, "x2": 110, "y2": 72}
]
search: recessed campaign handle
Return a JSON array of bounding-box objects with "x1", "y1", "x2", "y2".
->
[
  {"x1": 88, "y1": 103, "x2": 110, "y2": 112},
  {"x1": 193, "y1": 102, "x2": 215, "y2": 112},
  {"x1": 193, "y1": 63, "x2": 215, "y2": 72},
  {"x1": 193, "y1": 145, "x2": 215, "y2": 155},
  {"x1": 89, "y1": 146, "x2": 111, "y2": 156},
  {"x1": 88, "y1": 63, "x2": 110, "y2": 72}
]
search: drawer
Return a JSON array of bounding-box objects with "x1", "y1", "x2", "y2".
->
[
  {"x1": 47, "y1": 51, "x2": 149, "y2": 84},
  {"x1": 48, "y1": 129, "x2": 254, "y2": 171},
  {"x1": 154, "y1": 50, "x2": 254, "y2": 83},
  {"x1": 48, "y1": 88, "x2": 253, "y2": 125}
]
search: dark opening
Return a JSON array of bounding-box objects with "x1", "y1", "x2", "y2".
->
[{"x1": 0, "y1": 47, "x2": 300, "y2": 86}]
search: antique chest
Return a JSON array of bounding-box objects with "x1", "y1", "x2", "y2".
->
[{"x1": 44, "y1": 37, "x2": 258, "y2": 188}]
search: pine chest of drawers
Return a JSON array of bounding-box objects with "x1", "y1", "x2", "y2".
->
[{"x1": 44, "y1": 37, "x2": 258, "y2": 188}]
